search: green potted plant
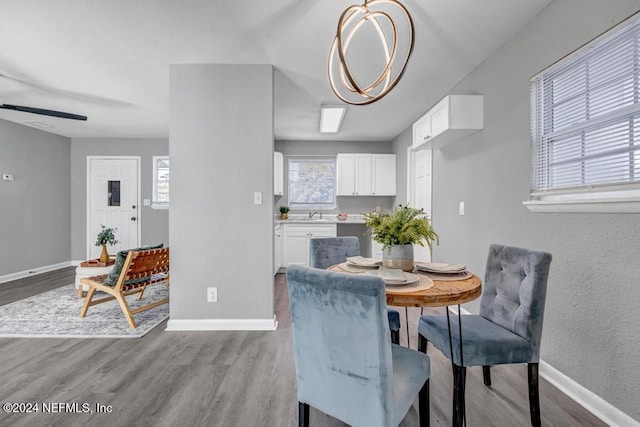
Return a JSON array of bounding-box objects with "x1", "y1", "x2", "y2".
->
[
  {"x1": 364, "y1": 204, "x2": 439, "y2": 271},
  {"x1": 279, "y1": 205, "x2": 290, "y2": 220},
  {"x1": 95, "y1": 225, "x2": 120, "y2": 263}
]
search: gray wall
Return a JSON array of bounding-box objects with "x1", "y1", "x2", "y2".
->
[
  {"x1": 275, "y1": 139, "x2": 395, "y2": 214},
  {"x1": 70, "y1": 138, "x2": 169, "y2": 260},
  {"x1": 169, "y1": 64, "x2": 274, "y2": 321},
  {"x1": 393, "y1": 0, "x2": 640, "y2": 420},
  {"x1": 0, "y1": 119, "x2": 71, "y2": 276}
]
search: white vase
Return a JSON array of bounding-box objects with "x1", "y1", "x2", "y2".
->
[{"x1": 382, "y1": 244, "x2": 414, "y2": 272}]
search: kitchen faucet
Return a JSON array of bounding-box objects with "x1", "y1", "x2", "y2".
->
[{"x1": 309, "y1": 211, "x2": 322, "y2": 219}]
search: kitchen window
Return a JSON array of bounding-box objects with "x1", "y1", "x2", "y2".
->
[
  {"x1": 152, "y1": 156, "x2": 169, "y2": 209},
  {"x1": 288, "y1": 157, "x2": 336, "y2": 210},
  {"x1": 526, "y1": 12, "x2": 640, "y2": 213}
]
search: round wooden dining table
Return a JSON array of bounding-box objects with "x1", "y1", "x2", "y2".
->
[
  {"x1": 327, "y1": 264, "x2": 482, "y2": 308},
  {"x1": 383, "y1": 272, "x2": 482, "y2": 308}
]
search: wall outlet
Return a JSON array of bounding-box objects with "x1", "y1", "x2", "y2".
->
[
  {"x1": 2, "y1": 173, "x2": 14, "y2": 181},
  {"x1": 207, "y1": 287, "x2": 218, "y2": 302}
]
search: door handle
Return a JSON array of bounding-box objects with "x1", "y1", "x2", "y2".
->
[
  {"x1": 131, "y1": 217, "x2": 137, "y2": 221},
  {"x1": 132, "y1": 205, "x2": 136, "y2": 209}
]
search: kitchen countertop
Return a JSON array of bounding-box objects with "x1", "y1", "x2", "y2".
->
[{"x1": 275, "y1": 214, "x2": 366, "y2": 225}]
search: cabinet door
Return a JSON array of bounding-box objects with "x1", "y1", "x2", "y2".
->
[
  {"x1": 372, "y1": 154, "x2": 396, "y2": 196},
  {"x1": 429, "y1": 97, "x2": 449, "y2": 138},
  {"x1": 274, "y1": 225, "x2": 282, "y2": 273},
  {"x1": 283, "y1": 224, "x2": 337, "y2": 268},
  {"x1": 354, "y1": 153, "x2": 372, "y2": 195},
  {"x1": 336, "y1": 153, "x2": 356, "y2": 196},
  {"x1": 307, "y1": 224, "x2": 337, "y2": 239},
  {"x1": 274, "y1": 152, "x2": 283, "y2": 196},
  {"x1": 282, "y1": 228, "x2": 309, "y2": 267},
  {"x1": 413, "y1": 113, "x2": 431, "y2": 149}
]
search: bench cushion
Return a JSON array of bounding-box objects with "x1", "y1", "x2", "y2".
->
[{"x1": 103, "y1": 244, "x2": 164, "y2": 287}]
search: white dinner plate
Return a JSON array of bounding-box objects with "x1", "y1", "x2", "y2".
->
[
  {"x1": 415, "y1": 262, "x2": 466, "y2": 273},
  {"x1": 363, "y1": 270, "x2": 421, "y2": 285},
  {"x1": 346, "y1": 256, "x2": 383, "y2": 267}
]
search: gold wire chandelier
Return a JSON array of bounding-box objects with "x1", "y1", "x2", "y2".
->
[{"x1": 328, "y1": 0, "x2": 415, "y2": 105}]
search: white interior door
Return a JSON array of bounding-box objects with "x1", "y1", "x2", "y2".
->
[
  {"x1": 408, "y1": 147, "x2": 433, "y2": 262},
  {"x1": 87, "y1": 157, "x2": 140, "y2": 259}
]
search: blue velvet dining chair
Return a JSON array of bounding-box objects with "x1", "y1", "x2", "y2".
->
[
  {"x1": 417, "y1": 244, "x2": 552, "y2": 427},
  {"x1": 287, "y1": 265, "x2": 431, "y2": 427},
  {"x1": 309, "y1": 236, "x2": 402, "y2": 344}
]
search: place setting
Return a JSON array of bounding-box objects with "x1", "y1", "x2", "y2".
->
[
  {"x1": 336, "y1": 256, "x2": 382, "y2": 273},
  {"x1": 415, "y1": 262, "x2": 474, "y2": 281},
  {"x1": 336, "y1": 257, "x2": 435, "y2": 293}
]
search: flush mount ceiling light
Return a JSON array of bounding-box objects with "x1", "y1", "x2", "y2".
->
[
  {"x1": 320, "y1": 105, "x2": 347, "y2": 133},
  {"x1": 328, "y1": 0, "x2": 415, "y2": 105}
]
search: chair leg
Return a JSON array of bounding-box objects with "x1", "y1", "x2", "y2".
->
[
  {"x1": 419, "y1": 378, "x2": 430, "y2": 427},
  {"x1": 483, "y1": 365, "x2": 492, "y2": 386},
  {"x1": 418, "y1": 334, "x2": 428, "y2": 353},
  {"x1": 79, "y1": 287, "x2": 97, "y2": 318},
  {"x1": 528, "y1": 363, "x2": 541, "y2": 427},
  {"x1": 390, "y1": 329, "x2": 400, "y2": 345},
  {"x1": 452, "y1": 364, "x2": 467, "y2": 427},
  {"x1": 114, "y1": 292, "x2": 137, "y2": 328},
  {"x1": 298, "y1": 402, "x2": 309, "y2": 427}
]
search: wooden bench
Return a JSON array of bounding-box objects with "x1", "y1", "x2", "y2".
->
[{"x1": 80, "y1": 247, "x2": 170, "y2": 328}]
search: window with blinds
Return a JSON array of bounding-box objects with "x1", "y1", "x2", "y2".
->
[
  {"x1": 530, "y1": 13, "x2": 640, "y2": 196},
  {"x1": 288, "y1": 157, "x2": 336, "y2": 209}
]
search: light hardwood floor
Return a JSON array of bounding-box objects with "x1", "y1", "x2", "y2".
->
[{"x1": 0, "y1": 270, "x2": 605, "y2": 427}]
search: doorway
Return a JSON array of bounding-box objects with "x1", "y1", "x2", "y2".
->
[
  {"x1": 407, "y1": 147, "x2": 433, "y2": 262},
  {"x1": 87, "y1": 157, "x2": 141, "y2": 259}
]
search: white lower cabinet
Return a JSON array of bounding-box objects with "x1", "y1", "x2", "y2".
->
[
  {"x1": 274, "y1": 224, "x2": 282, "y2": 274},
  {"x1": 282, "y1": 224, "x2": 337, "y2": 268}
]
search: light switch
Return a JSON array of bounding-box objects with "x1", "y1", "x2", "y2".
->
[
  {"x1": 459, "y1": 201, "x2": 465, "y2": 215},
  {"x1": 2, "y1": 173, "x2": 14, "y2": 181},
  {"x1": 254, "y1": 191, "x2": 263, "y2": 205}
]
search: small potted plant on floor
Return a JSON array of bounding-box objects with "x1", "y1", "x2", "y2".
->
[
  {"x1": 364, "y1": 205, "x2": 439, "y2": 271},
  {"x1": 95, "y1": 225, "x2": 119, "y2": 263},
  {"x1": 279, "y1": 205, "x2": 290, "y2": 220}
]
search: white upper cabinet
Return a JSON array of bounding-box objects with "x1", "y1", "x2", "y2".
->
[
  {"x1": 336, "y1": 153, "x2": 357, "y2": 195},
  {"x1": 355, "y1": 153, "x2": 372, "y2": 195},
  {"x1": 372, "y1": 154, "x2": 396, "y2": 196},
  {"x1": 274, "y1": 151, "x2": 283, "y2": 196},
  {"x1": 337, "y1": 153, "x2": 396, "y2": 196},
  {"x1": 413, "y1": 95, "x2": 484, "y2": 150}
]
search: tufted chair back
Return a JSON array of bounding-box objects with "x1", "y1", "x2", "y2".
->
[
  {"x1": 309, "y1": 236, "x2": 360, "y2": 270},
  {"x1": 479, "y1": 244, "x2": 552, "y2": 361}
]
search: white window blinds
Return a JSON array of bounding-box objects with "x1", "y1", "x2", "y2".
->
[
  {"x1": 531, "y1": 13, "x2": 640, "y2": 193},
  {"x1": 288, "y1": 158, "x2": 336, "y2": 209}
]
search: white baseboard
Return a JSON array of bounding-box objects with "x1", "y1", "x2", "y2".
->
[
  {"x1": 539, "y1": 361, "x2": 639, "y2": 426},
  {"x1": 453, "y1": 306, "x2": 638, "y2": 425},
  {"x1": 165, "y1": 315, "x2": 278, "y2": 331},
  {"x1": 0, "y1": 261, "x2": 74, "y2": 284}
]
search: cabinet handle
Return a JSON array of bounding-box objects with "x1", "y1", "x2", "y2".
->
[{"x1": 424, "y1": 135, "x2": 431, "y2": 141}]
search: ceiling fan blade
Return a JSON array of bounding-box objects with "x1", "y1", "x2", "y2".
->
[{"x1": 0, "y1": 103, "x2": 87, "y2": 121}]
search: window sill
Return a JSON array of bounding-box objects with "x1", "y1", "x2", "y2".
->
[
  {"x1": 151, "y1": 203, "x2": 169, "y2": 210},
  {"x1": 523, "y1": 197, "x2": 640, "y2": 213}
]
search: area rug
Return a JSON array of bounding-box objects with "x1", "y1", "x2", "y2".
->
[{"x1": 0, "y1": 284, "x2": 169, "y2": 338}]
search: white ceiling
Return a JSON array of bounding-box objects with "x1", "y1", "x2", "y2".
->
[{"x1": 0, "y1": 0, "x2": 553, "y2": 141}]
